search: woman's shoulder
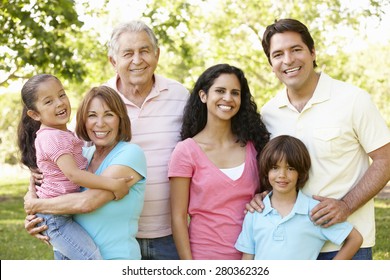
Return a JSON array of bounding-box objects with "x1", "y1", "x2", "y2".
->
[{"x1": 113, "y1": 142, "x2": 145, "y2": 158}]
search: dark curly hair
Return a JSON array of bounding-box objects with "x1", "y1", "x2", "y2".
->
[{"x1": 180, "y1": 63, "x2": 270, "y2": 157}]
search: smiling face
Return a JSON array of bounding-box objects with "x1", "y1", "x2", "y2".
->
[
  {"x1": 27, "y1": 78, "x2": 71, "y2": 131},
  {"x1": 268, "y1": 158, "x2": 299, "y2": 196},
  {"x1": 199, "y1": 73, "x2": 241, "y2": 122},
  {"x1": 85, "y1": 97, "x2": 120, "y2": 149},
  {"x1": 269, "y1": 31, "x2": 317, "y2": 96},
  {"x1": 110, "y1": 30, "x2": 159, "y2": 90}
]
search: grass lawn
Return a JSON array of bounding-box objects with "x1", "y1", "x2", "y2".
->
[{"x1": 0, "y1": 178, "x2": 389, "y2": 260}]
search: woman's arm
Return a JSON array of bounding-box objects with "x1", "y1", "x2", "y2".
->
[
  {"x1": 25, "y1": 164, "x2": 142, "y2": 215},
  {"x1": 56, "y1": 154, "x2": 132, "y2": 200},
  {"x1": 170, "y1": 177, "x2": 193, "y2": 260},
  {"x1": 332, "y1": 228, "x2": 363, "y2": 260}
]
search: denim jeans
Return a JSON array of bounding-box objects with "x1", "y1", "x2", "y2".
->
[
  {"x1": 37, "y1": 213, "x2": 102, "y2": 260},
  {"x1": 317, "y1": 247, "x2": 372, "y2": 260},
  {"x1": 137, "y1": 234, "x2": 179, "y2": 260}
]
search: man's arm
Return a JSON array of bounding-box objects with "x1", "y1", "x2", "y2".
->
[{"x1": 311, "y1": 142, "x2": 390, "y2": 227}]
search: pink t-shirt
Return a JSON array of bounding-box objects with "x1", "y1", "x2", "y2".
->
[
  {"x1": 35, "y1": 127, "x2": 87, "y2": 199},
  {"x1": 105, "y1": 74, "x2": 189, "y2": 238},
  {"x1": 168, "y1": 138, "x2": 259, "y2": 260}
]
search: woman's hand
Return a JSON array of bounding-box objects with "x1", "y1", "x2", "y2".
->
[
  {"x1": 24, "y1": 214, "x2": 51, "y2": 246},
  {"x1": 245, "y1": 191, "x2": 269, "y2": 213}
]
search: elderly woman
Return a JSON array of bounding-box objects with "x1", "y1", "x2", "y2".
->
[{"x1": 24, "y1": 86, "x2": 146, "y2": 260}]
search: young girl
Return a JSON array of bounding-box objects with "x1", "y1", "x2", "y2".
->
[
  {"x1": 17, "y1": 74, "x2": 131, "y2": 260},
  {"x1": 168, "y1": 64, "x2": 270, "y2": 259},
  {"x1": 235, "y1": 135, "x2": 363, "y2": 260}
]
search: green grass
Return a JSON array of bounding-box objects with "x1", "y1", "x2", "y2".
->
[
  {"x1": 0, "y1": 179, "x2": 389, "y2": 260},
  {"x1": 0, "y1": 179, "x2": 52, "y2": 259}
]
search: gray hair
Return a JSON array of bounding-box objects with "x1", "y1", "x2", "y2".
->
[{"x1": 108, "y1": 20, "x2": 159, "y2": 59}]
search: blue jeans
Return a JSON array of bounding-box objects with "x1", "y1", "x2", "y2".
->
[
  {"x1": 37, "y1": 213, "x2": 102, "y2": 260},
  {"x1": 317, "y1": 248, "x2": 372, "y2": 260},
  {"x1": 137, "y1": 234, "x2": 179, "y2": 260}
]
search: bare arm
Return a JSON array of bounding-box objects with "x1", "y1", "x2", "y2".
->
[
  {"x1": 241, "y1": 253, "x2": 255, "y2": 260},
  {"x1": 56, "y1": 153, "x2": 132, "y2": 200},
  {"x1": 170, "y1": 177, "x2": 193, "y2": 260},
  {"x1": 25, "y1": 164, "x2": 141, "y2": 215},
  {"x1": 311, "y1": 142, "x2": 390, "y2": 227},
  {"x1": 333, "y1": 228, "x2": 363, "y2": 260}
]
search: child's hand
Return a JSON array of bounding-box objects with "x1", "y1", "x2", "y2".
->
[{"x1": 112, "y1": 176, "x2": 134, "y2": 200}]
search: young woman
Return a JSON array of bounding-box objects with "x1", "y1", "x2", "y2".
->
[{"x1": 168, "y1": 64, "x2": 269, "y2": 259}]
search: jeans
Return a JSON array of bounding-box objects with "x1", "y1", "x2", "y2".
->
[
  {"x1": 37, "y1": 213, "x2": 102, "y2": 260},
  {"x1": 317, "y1": 247, "x2": 372, "y2": 260},
  {"x1": 137, "y1": 234, "x2": 179, "y2": 260}
]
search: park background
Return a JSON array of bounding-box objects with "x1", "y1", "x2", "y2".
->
[{"x1": 0, "y1": 0, "x2": 389, "y2": 260}]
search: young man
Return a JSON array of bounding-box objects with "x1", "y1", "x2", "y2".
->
[{"x1": 248, "y1": 18, "x2": 390, "y2": 259}]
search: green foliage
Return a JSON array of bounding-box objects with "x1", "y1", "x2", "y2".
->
[
  {"x1": 0, "y1": 0, "x2": 389, "y2": 165},
  {"x1": 0, "y1": 92, "x2": 22, "y2": 164},
  {"x1": 143, "y1": 0, "x2": 387, "y2": 107},
  {"x1": 0, "y1": 0, "x2": 110, "y2": 87}
]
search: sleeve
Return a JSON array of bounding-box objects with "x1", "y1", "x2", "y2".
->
[
  {"x1": 308, "y1": 197, "x2": 353, "y2": 246},
  {"x1": 110, "y1": 143, "x2": 147, "y2": 179},
  {"x1": 234, "y1": 212, "x2": 256, "y2": 255},
  {"x1": 352, "y1": 90, "x2": 390, "y2": 153},
  {"x1": 39, "y1": 130, "x2": 81, "y2": 162},
  {"x1": 320, "y1": 221, "x2": 353, "y2": 246},
  {"x1": 168, "y1": 141, "x2": 194, "y2": 178}
]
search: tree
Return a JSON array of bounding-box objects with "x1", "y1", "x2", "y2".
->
[
  {"x1": 143, "y1": 0, "x2": 388, "y2": 105},
  {"x1": 0, "y1": 0, "x2": 110, "y2": 87}
]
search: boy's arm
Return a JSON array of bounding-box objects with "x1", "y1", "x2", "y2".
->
[
  {"x1": 241, "y1": 253, "x2": 255, "y2": 260},
  {"x1": 56, "y1": 153, "x2": 132, "y2": 200},
  {"x1": 332, "y1": 228, "x2": 363, "y2": 260}
]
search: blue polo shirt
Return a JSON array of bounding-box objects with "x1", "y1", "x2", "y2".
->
[{"x1": 235, "y1": 190, "x2": 353, "y2": 260}]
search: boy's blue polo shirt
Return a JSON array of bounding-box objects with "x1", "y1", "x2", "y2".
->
[{"x1": 235, "y1": 190, "x2": 353, "y2": 260}]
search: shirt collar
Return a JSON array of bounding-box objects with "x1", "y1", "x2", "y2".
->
[
  {"x1": 274, "y1": 72, "x2": 332, "y2": 109},
  {"x1": 262, "y1": 190, "x2": 310, "y2": 217},
  {"x1": 111, "y1": 73, "x2": 168, "y2": 104}
]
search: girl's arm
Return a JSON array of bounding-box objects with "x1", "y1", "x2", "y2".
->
[
  {"x1": 24, "y1": 164, "x2": 143, "y2": 215},
  {"x1": 332, "y1": 228, "x2": 363, "y2": 260},
  {"x1": 170, "y1": 177, "x2": 193, "y2": 260},
  {"x1": 56, "y1": 153, "x2": 132, "y2": 200}
]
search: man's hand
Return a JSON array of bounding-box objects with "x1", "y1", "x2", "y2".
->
[
  {"x1": 30, "y1": 167, "x2": 43, "y2": 186},
  {"x1": 310, "y1": 195, "x2": 351, "y2": 227},
  {"x1": 245, "y1": 191, "x2": 269, "y2": 213},
  {"x1": 24, "y1": 177, "x2": 39, "y2": 214},
  {"x1": 24, "y1": 215, "x2": 51, "y2": 246}
]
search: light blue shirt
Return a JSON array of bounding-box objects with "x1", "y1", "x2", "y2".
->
[
  {"x1": 235, "y1": 190, "x2": 353, "y2": 260},
  {"x1": 74, "y1": 141, "x2": 146, "y2": 260}
]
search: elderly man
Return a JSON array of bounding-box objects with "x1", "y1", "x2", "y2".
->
[
  {"x1": 104, "y1": 20, "x2": 189, "y2": 260},
  {"x1": 25, "y1": 20, "x2": 189, "y2": 260}
]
